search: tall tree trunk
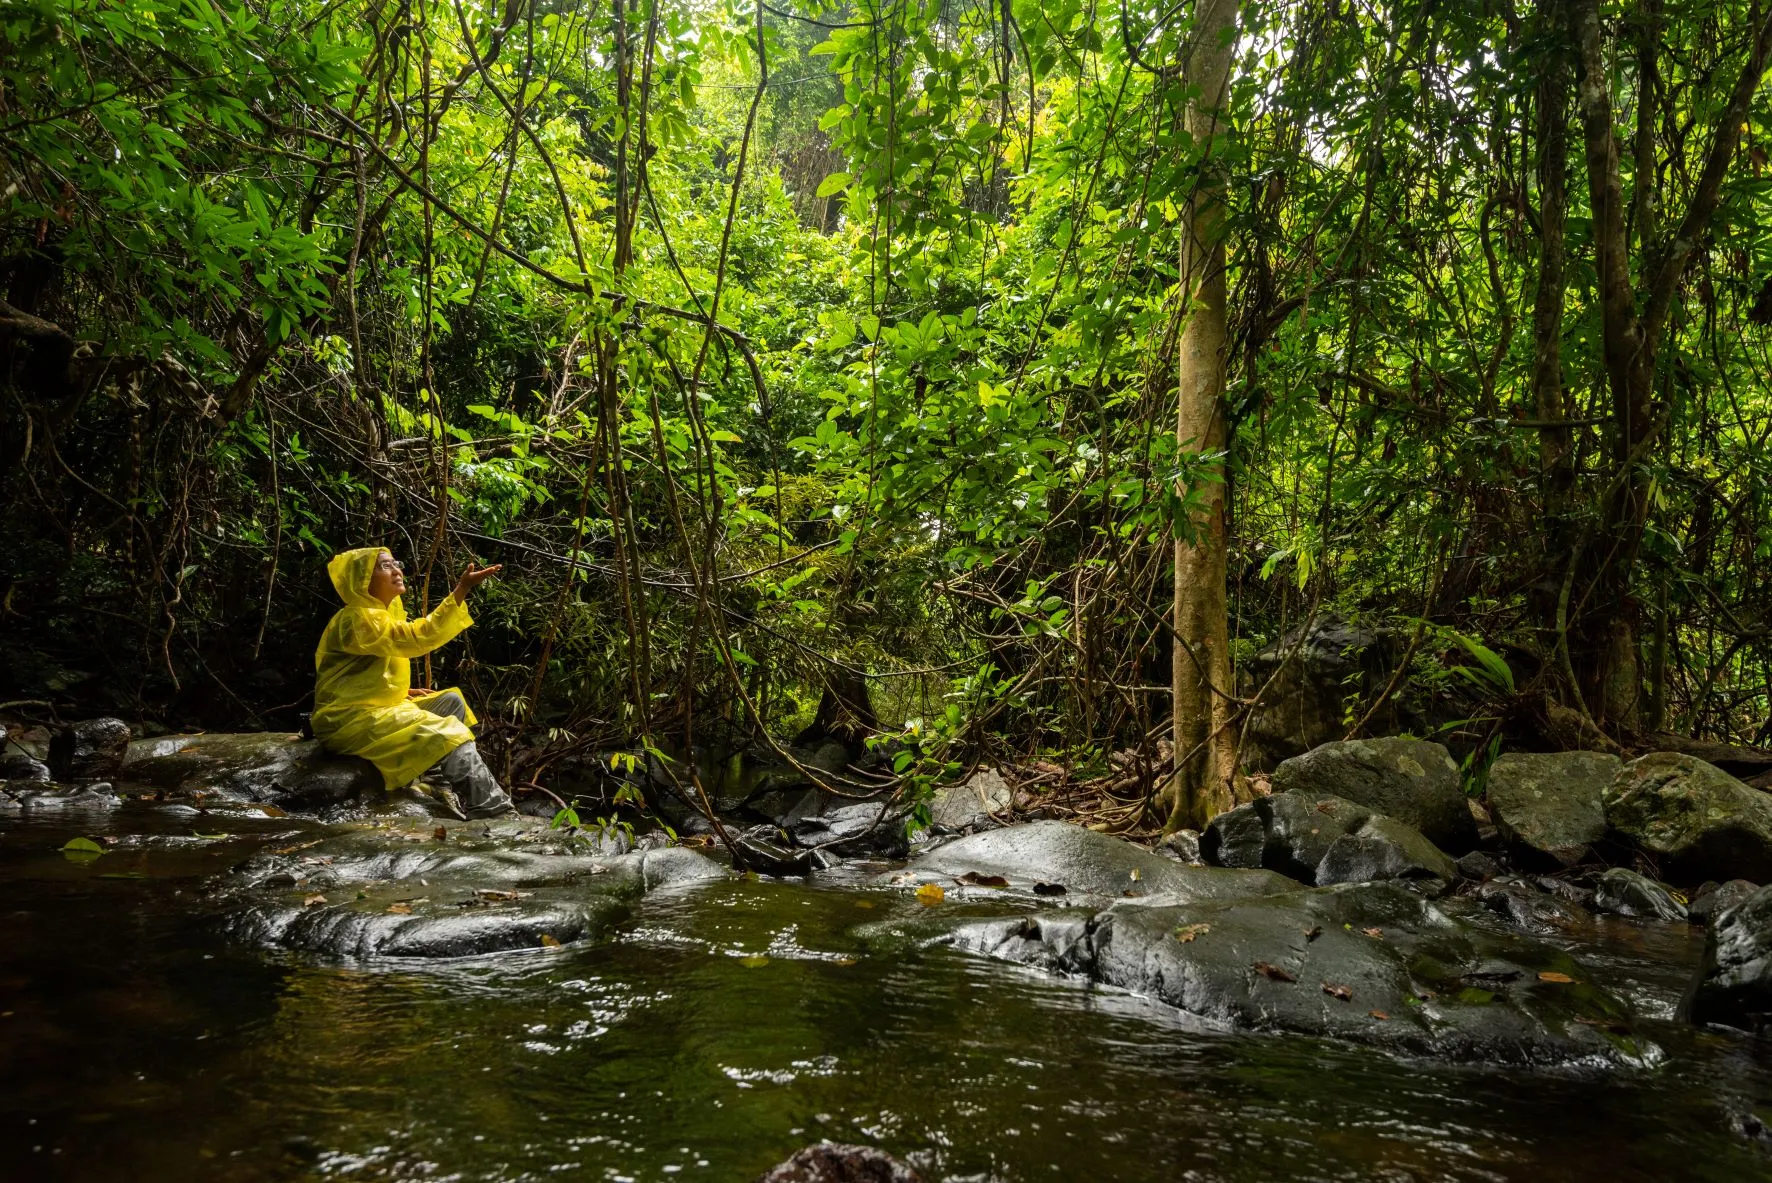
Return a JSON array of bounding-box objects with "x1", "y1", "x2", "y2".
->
[
  {"x1": 1168, "y1": 0, "x2": 1241, "y2": 831},
  {"x1": 1566, "y1": 0, "x2": 1772, "y2": 731}
]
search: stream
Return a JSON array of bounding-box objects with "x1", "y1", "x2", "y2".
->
[{"x1": 3, "y1": 801, "x2": 1771, "y2": 1182}]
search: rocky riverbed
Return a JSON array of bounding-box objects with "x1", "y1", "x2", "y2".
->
[{"x1": 5, "y1": 720, "x2": 1772, "y2": 1179}]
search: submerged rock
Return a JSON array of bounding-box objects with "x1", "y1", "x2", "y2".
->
[
  {"x1": 1592, "y1": 868, "x2": 1688, "y2": 923},
  {"x1": 944, "y1": 881, "x2": 1654, "y2": 1065},
  {"x1": 48, "y1": 717, "x2": 132, "y2": 781},
  {"x1": 1683, "y1": 883, "x2": 1772, "y2": 1031},
  {"x1": 122, "y1": 732, "x2": 382, "y2": 809},
  {"x1": 898, "y1": 820, "x2": 1297, "y2": 902},
  {"x1": 219, "y1": 818, "x2": 725, "y2": 959},
  {"x1": 1484, "y1": 751, "x2": 1617, "y2": 868},
  {"x1": 1472, "y1": 878, "x2": 1587, "y2": 935},
  {"x1": 1603, "y1": 754, "x2": 1772, "y2": 882},
  {"x1": 1270, "y1": 738, "x2": 1478, "y2": 853},
  {"x1": 1202, "y1": 790, "x2": 1456, "y2": 893},
  {"x1": 755, "y1": 1142, "x2": 923, "y2": 1183},
  {"x1": 1689, "y1": 880, "x2": 1761, "y2": 927}
]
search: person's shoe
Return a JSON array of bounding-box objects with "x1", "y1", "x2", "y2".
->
[
  {"x1": 464, "y1": 795, "x2": 519, "y2": 821},
  {"x1": 431, "y1": 785, "x2": 468, "y2": 821}
]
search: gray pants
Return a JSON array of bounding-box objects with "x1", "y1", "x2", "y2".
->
[{"x1": 421, "y1": 692, "x2": 514, "y2": 817}]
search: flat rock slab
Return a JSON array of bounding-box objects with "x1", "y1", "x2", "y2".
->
[
  {"x1": 1271, "y1": 738, "x2": 1477, "y2": 854},
  {"x1": 218, "y1": 818, "x2": 725, "y2": 960},
  {"x1": 1485, "y1": 751, "x2": 1618, "y2": 867},
  {"x1": 943, "y1": 881, "x2": 1657, "y2": 1066},
  {"x1": 123, "y1": 732, "x2": 381, "y2": 807},
  {"x1": 897, "y1": 820, "x2": 1298, "y2": 902}
]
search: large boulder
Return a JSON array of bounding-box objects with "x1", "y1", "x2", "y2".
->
[
  {"x1": 926, "y1": 768, "x2": 1013, "y2": 833},
  {"x1": 944, "y1": 881, "x2": 1654, "y2": 1065},
  {"x1": 121, "y1": 732, "x2": 382, "y2": 809},
  {"x1": 896, "y1": 820, "x2": 1297, "y2": 902},
  {"x1": 1683, "y1": 883, "x2": 1772, "y2": 1031},
  {"x1": 1237, "y1": 615, "x2": 1413, "y2": 771},
  {"x1": 1485, "y1": 751, "x2": 1617, "y2": 868},
  {"x1": 220, "y1": 817, "x2": 724, "y2": 959},
  {"x1": 1202, "y1": 790, "x2": 1456, "y2": 892},
  {"x1": 1603, "y1": 753, "x2": 1772, "y2": 882},
  {"x1": 48, "y1": 717, "x2": 132, "y2": 780},
  {"x1": 1270, "y1": 739, "x2": 1477, "y2": 853},
  {"x1": 1689, "y1": 880, "x2": 1761, "y2": 927}
]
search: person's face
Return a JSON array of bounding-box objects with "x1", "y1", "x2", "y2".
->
[{"x1": 368, "y1": 551, "x2": 406, "y2": 605}]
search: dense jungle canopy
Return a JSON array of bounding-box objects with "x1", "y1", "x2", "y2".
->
[{"x1": 4, "y1": 0, "x2": 1772, "y2": 829}]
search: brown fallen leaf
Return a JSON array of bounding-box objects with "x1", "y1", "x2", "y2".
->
[
  {"x1": 474, "y1": 888, "x2": 531, "y2": 902},
  {"x1": 269, "y1": 838, "x2": 325, "y2": 856},
  {"x1": 1369, "y1": 1009, "x2": 1390, "y2": 1021},
  {"x1": 1253, "y1": 962, "x2": 1296, "y2": 983},
  {"x1": 1537, "y1": 971, "x2": 1575, "y2": 984},
  {"x1": 1362, "y1": 927, "x2": 1384, "y2": 939},
  {"x1": 1303, "y1": 925, "x2": 1322, "y2": 942},
  {"x1": 958, "y1": 872, "x2": 1010, "y2": 888},
  {"x1": 433, "y1": 826, "x2": 448, "y2": 842},
  {"x1": 540, "y1": 933, "x2": 561, "y2": 948},
  {"x1": 386, "y1": 902, "x2": 413, "y2": 914},
  {"x1": 1322, "y1": 982, "x2": 1352, "y2": 1001},
  {"x1": 302, "y1": 894, "x2": 327, "y2": 908},
  {"x1": 1174, "y1": 923, "x2": 1211, "y2": 943}
]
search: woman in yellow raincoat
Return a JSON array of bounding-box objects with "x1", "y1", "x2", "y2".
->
[{"x1": 313, "y1": 547, "x2": 515, "y2": 819}]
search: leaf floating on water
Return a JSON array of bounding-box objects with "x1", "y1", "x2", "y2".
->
[
  {"x1": 1032, "y1": 882, "x2": 1066, "y2": 896},
  {"x1": 1128, "y1": 868, "x2": 1142, "y2": 882},
  {"x1": 1537, "y1": 971, "x2": 1575, "y2": 984},
  {"x1": 474, "y1": 888, "x2": 531, "y2": 903},
  {"x1": 958, "y1": 872, "x2": 1009, "y2": 888},
  {"x1": 1369, "y1": 1009, "x2": 1390, "y2": 1021},
  {"x1": 853, "y1": 900, "x2": 877, "y2": 910},
  {"x1": 60, "y1": 837, "x2": 104, "y2": 854},
  {"x1": 540, "y1": 934, "x2": 561, "y2": 948},
  {"x1": 302, "y1": 894, "x2": 327, "y2": 908},
  {"x1": 1303, "y1": 925, "x2": 1322, "y2": 942},
  {"x1": 1253, "y1": 962, "x2": 1296, "y2": 983},
  {"x1": 834, "y1": 958, "x2": 856, "y2": 967},
  {"x1": 740, "y1": 955, "x2": 769, "y2": 967},
  {"x1": 192, "y1": 833, "x2": 228, "y2": 841},
  {"x1": 1174, "y1": 923, "x2": 1211, "y2": 943},
  {"x1": 916, "y1": 883, "x2": 946, "y2": 906},
  {"x1": 1322, "y1": 982, "x2": 1352, "y2": 1001},
  {"x1": 386, "y1": 902, "x2": 413, "y2": 915},
  {"x1": 1362, "y1": 927, "x2": 1384, "y2": 939}
]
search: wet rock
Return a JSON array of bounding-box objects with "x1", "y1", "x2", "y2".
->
[
  {"x1": 220, "y1": 819, "x2": 724, "y2": 959},
  {"x1": 48, "y1": 717, "x2": 132, "y2": 781},
  {"x1": 1688, "y1": 880, "x2": 1761, "y2": 927},
  {"x1": 1270, "y1": 738, "x2": 1477, "y2": 853},
  {"x1": 927, "y1": 768, "x2": 1013, "y2": 833},
  {"x1": 901, "y1": 820, "x2": 1297, "y2": 902},
  {"x1": 1603, "y1": 753, "x2": 1772, "y2": 882},
  {"x1": 1683, "y1": 883, "x2": 1772, "y2": 1031},
  {"x1": 1203, "y1": 790, "x2": 1455, "y2": 892},
  {"x1": 945, "y1": 880, "x2": 1653, "y2": 1065},
  {"x1": 1532, "y1": 875, "x2": 1593, "y2": 907},
  {"x1": 1316, "y1": 814, "x2": 1458, "y2": 893},
  {"x1": 1473, "y1": 878, "x2": 1586, "y2": 935},
  {"x1": 788, "y1": 800, "x2": 909, "y2": 858},
  {"x1": 1592, "y1": 868, "x2": 1688, "y2": 922},
  {"x1": 1159, "y1": 829, "x2": 1203, "y2": 866},
  {"x1": 122, "y1": 732, "x2": 383, "y2": 808},
  {"x1": 755, "y1": 1142, "x2": 923, "y2": 1183},
  {"x1": 2, "y1": 781, "x2": 124, "y2": 811},
  {"x1": 1485, "y1": 751, "x2": 1617, "y2": 868},
  {"x1": 732, "y1": 829, "x2": 820, "y2": 877},
  {"x1": 1456, "y1": 851, "x2": 1504, "y2": 883},
  {"x1": 0, "y1": 751, "x2": 51, "y2": 782}
]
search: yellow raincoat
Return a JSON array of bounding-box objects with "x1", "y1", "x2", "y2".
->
[{"x1": 312, "y1": 547, "x2": 480, "y2": 790}]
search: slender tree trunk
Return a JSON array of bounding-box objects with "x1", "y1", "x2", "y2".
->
[{"x1": 1168, "y1": 0, "x2": 1240, "y2": 831}]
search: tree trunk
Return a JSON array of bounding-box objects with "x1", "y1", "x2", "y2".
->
[{"x1": 1168, "y1": 0, "x2": 1241, "y2": 832}]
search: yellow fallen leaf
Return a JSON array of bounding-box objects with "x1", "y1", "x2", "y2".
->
[
  {"x1": 1537, "y1": 971, "x2": 1575, "y2": 984},
  {"x1": 540, "y1": 934, "x2": 561, "y2": 948},
  {"x1": 916, "y1": 883, "x2": 945, "y2": 906},
  {"x1": 386, "y1": 902, "x2": 412, "y2": 915},
  {"x1": 1174, "y1": 923, "x2": 1211, "y2": 943},
  {"x1": 302, "y1": 894, "x2": 327, "y2": 908},
  {"x1": 853, "y1": 900, "x2": 877, "y2": 910}
]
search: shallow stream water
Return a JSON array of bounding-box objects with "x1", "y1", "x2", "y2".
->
[{"x1": 3, "y1": 803, "x2": 1771, "y2": 1182}]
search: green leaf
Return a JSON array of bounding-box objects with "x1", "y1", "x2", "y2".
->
[
  {"x1": 816, "y1": 172, "x2": 852, "y2": 198},
  {"x1": 60, "y1": 837, "x2": 105, "y2": 854}
]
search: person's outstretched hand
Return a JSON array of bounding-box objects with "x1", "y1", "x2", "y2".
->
[{"x1": 453, "y1": 561, "x2": 502, "y2": 601}]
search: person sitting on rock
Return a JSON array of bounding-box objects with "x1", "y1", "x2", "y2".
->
[{"x1": 312, "y1": 547, "x2": 516, "y2": 820}]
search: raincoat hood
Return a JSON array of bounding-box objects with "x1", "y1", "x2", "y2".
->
[{"x1": 327, "y1": 547, "x2": 405, "y2": 618}]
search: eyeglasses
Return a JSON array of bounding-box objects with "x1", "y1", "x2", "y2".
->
[{"x1": 375, "y1": 558, "x2": 405, "y2": 572}]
